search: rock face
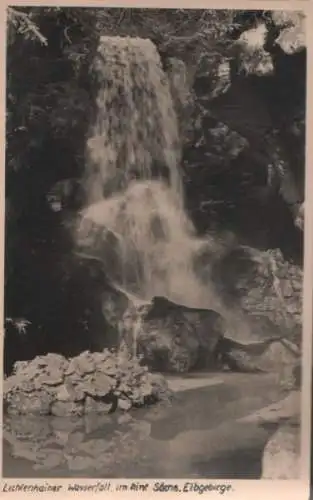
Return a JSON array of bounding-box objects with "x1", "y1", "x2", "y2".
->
[
  {"x1": 239, "y1": 389, "x2": 301, "y2": 479},
  {"x1": 166, "y1": 57, "x2": 194, "y2": 142},
  {"x1": 212, "y1": 246, "x2": 302, "y2": 336},
  {"x1": 262, "y1": 421, "x2": 300, "y2": 479},
  {"x1": 126, "y1": 295, "x2": 295, "y2": 374},
  {"x1": 183, "y1": 11, "x2": 305, "y2": 257},
  {"x1": 3, "y1": 351, "x2": 171, "y2": 416},
  {"x1": 137, "y1": 296, "x2": 226, "y2": 373},
  {"x1": 98, "y1": 278, "x2": 301, "y2": 375}
]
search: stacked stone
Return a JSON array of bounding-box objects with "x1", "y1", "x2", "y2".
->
[{"x1": 3, "y1": 351, "x2": 170, "y2": 416}]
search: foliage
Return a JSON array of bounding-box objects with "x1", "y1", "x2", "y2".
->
[
  {"x1": 95, "y1": 9, "x2": 238, "y2": 57},
  {"x1": 6, "y1": 7, "x2": 98, "y2": 170},
  {"x1": 7, "y1": 7, "x2": 48, "y2": 46}
]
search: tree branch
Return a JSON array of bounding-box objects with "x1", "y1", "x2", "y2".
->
[{"x1": 7, "y1": 7, "x2": 48, "y2": 46}]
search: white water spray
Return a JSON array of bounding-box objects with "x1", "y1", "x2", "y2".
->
[{"x1": 78, "y1": 36, "x2": 221, "y2": 312}]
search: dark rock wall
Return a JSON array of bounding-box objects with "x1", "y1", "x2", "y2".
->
[{"x1": 168, "y1": 11, "x2": 305, "y2": 263}]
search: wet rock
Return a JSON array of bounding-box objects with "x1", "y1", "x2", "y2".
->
[
  {"x1": 7, "y1": 390, "x2": 52, "y2": 416},
  {"x1": 8, "y1": 354, "x2": 67, "y2": 394},
  {"x1": 55, "y1": 382, "x2": 85, "y2": 402},
  {"x1": 167, "y1": 57, "x2": 192, "y2": 110},
  {"x1": 255, "y1": 339, "x2": 299, "y2": 380},
  {"x1": 166, "y1": 57, "x2": 194, "y2": 140},
  {"x1": 149, "y1": 374, "x2": 171, "y2": 403},
  {"x1": 65, "y1": 351, "x2": 96, "y2": 376},
  {"x1": 4, "y1": 348, "x2": 170, "y2": 415},
  {"x1": 138, "y1": 296, "x2": 226, "y2": 373},
  {"x1": 84, "y1": 396, "x2": 114, "y2": 414},
  {"x1": 239, "y1": 49, "x2": 274, "y2": 76},
  {"x1": 213, "y1": 246, "x2": 302, "y2": 334},
  {"x1": 210, "y1": 60, "x2": 232, "y2": 100},
  {"x1": 220, "y1": 348, "x2": 262, "y2": 373},
  {"x1": 83, "y1": 372, "x2": 115, "y2": 397},
  {"x1": 32, "y1": 354, "x2": 67, "y2": 375},
  {"x1": 36, "y1": 371, "x2": 64, "y2": 387},
  {"x1": 138, "y1": 316, "x2": 198, "y2": 373},
  {"x1": 64, "y1": 359, "x2": 77, "y2": 376},
  {"x1": 194, "y1": 53, "x2": 232, "y2": 102},
  {"x1": 208, "y1": 122, "x2": 249, "y2": 160},
  {"x1": 117, "y1": 397, "x2": 132, "y2": 411},
  {"x1": 65, "y1": 371, "x2": 85, "y2": 386},
  {"x1": 262, "y1": 422, "x2": 300, "y2": 478},
  {"x1": 51, "y1": 401, "x2": 84, "y2": 418}
]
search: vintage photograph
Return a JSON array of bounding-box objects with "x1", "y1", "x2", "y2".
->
[{"x1": 3, "y1": 6, "x2": 306, "y2": 480}]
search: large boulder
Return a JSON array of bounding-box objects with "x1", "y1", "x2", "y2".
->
[
  {"x1": 106, "y1": 287, "x2": 298, "y2": 375},
  {"x1": 136, "y1": 296, "x2": 226, "y2": 373},
  {"x1": 261, "y1": 421, "x2": 300, "y2": 478}
]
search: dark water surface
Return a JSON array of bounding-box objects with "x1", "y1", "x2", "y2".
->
[{"x1": 3, "y1": 373, "x2": 293, "y2": 479}]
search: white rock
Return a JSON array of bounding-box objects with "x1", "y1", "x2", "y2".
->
[{"x1": 262, "y1": 423, "x2": 300, "y2": 479}]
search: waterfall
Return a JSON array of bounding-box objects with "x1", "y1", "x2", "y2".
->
[
  {"x1": 84, "y1": 36, "x2": 183, "y2": 205},
  {"x1": 77, "y1": 36, "x2": 220, "y2": 311}
]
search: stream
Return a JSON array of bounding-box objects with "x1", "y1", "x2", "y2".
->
[{"x1": 3, "y1": 372, "x2": 294, "y2": 479}]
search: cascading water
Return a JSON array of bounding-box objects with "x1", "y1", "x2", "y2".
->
[
  {"x1": 84, "y1": 36, "x2": 183, "y2": 206},
  {"x1": 78, "y1": 36, "x2": 219, "y2": 309}
]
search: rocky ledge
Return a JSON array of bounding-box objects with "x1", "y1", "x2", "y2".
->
[
  {"x1": 260, "y1": 390, "x2": 301, "y2": 479},
  {"x1": 3, "y1": 350, "x2": 170, "y2": 416}
]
